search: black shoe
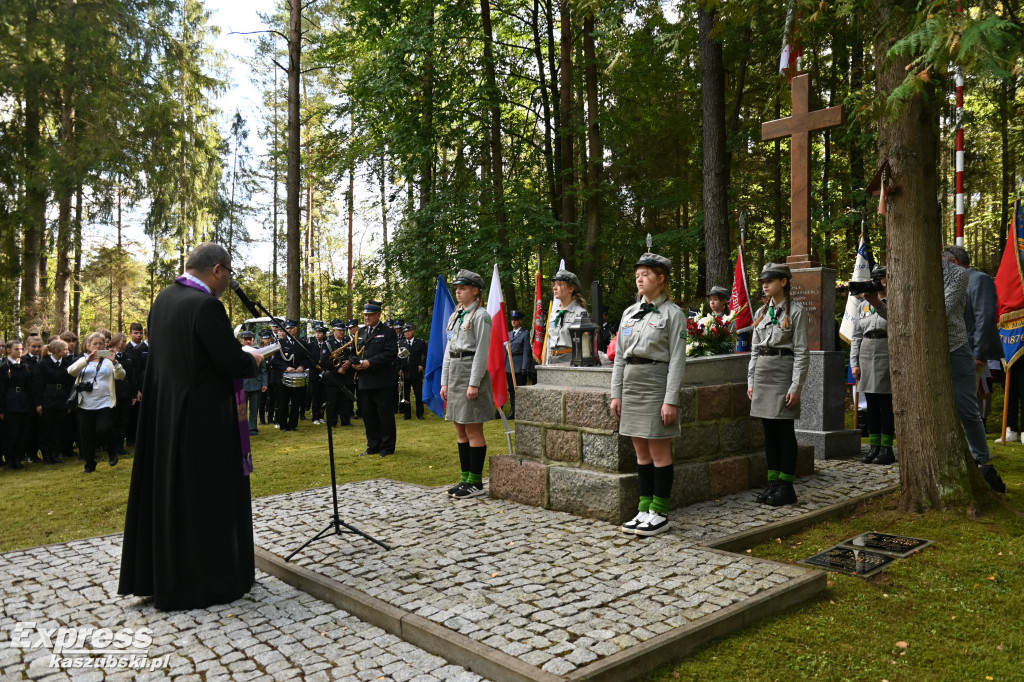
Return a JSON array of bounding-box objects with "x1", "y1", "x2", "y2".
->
[
  {"x1": 417, "y1": 416, "x2": 425, "y2": 420},
  {"x1": 980, "y1": 464, "x2": 1007, "y2": 493},
  {"x1": 359, "y1": 450, "x2": 378, "y2": 457},
  {"x1": 83, "y1": 464, "x2": 96, "y2": 474},
  {"x1": 863, "y1": 445, "x2": 881, "y2": 464},
  {"x1": 6, "y1": 462, "x2": 26, "y2": 471},
  {"x1": 447, "y1": 482, "x2": 467, "y2": 497},
  {"x1": 109, "y1": 454, "x2": 119, "y2": 466},
  {"x1": 765, "y1": 481, "x2": 798, "y2": 506},
  {"x1": 755, "y1": 481, "x2": 779, "y2": 504},
  {"x1": 380, "y1": 450, "x2": 393, "y2": 458},
  {"x1": 452, "y1": 483, "x2": 486, "y2": 499},
  {"x1": 401, "y1": 416, "x2": 411, "y2": 421},
  {"x1": 874, "y1": 446, "x2": 895, "y2": 465}
]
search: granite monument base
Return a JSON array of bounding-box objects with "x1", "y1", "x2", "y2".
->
[{"x1": 795, "y1": 350, "x2": 861, "y2": 460}]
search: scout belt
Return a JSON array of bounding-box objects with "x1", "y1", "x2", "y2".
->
[
  {"x1": 864, "y1": 331, "x2": 888, "y2": 339},
  {"x1": 759, "y1": 348, "x2": 794, "y2": 356},
  {"x1": 449, "y1": 350, "x2": 475, "y2": 359},
  {"x1": 625, "y1": 357, "x2": 665, "y2": 365}
]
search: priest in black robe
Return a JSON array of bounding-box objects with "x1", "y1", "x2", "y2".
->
[{"x1": 119, "y1": 242, "x2": 264, "y2": 610}]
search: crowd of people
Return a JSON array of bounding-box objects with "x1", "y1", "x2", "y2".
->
[{"x1": 0, "y1": 324, "x2": 148, "y2": 474}]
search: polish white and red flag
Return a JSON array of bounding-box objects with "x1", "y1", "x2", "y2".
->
[
  {"x1": 779, "y1": 2, "x2": 802, "y2": 81},
  {"x1": 486, "y1": 264, "x2": 510, "y2": 409},
  {"x1": 730, "y1": 244, "x2": 754, "y2": 331}
]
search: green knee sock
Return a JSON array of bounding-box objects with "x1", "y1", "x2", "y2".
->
[
  {"x1": 767, "y1": 470, "x2": 780, "y2": 481},
  {"x1": 778, "y1": 472, "x2": 795, "y2": 483},
  {"x1": 467, "y1": 472, "x2": 483, "y2": 485},
  {"x1": 881, "y1": 434, "x2": 894, "y2": 446},
  {"x1": 459, "y1": 471, "x2": 470, "y2": 483},
  {"x1": 638, "y1": 496, "x2": 652, "y2": 513},
  {"x1": 650, "y1": 496, "x2": 670, "y2": 514},
  {"x1": 869, "y1": 433, "x2": 881, "y2": 446}
]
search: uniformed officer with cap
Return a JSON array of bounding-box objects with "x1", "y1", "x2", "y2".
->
[
  {"x1": 321, "y1": 319, "x2": 354, "y2": 427},
  {"x1": 441, "y1": 269, "x2": 494, "y2": 499},
  {"x1": 611, "y1": 252, "x2": 687, "y2": 536},
  {"x1": 747, "y1": 262, "x2": 809, "y2": 507},
  {"x1": 505, "y1": 309, "x2": 532, "y2": 419},
  {"x1": 399, "y1": 323, "x2": 427, "y2": 420},
  {"x1": 258, "y1": 330, "x2": 276, "y2": 425},
  {"x1": 354, "y1": 301, "x2": 398, "y2": 456},
  {"x1": 270, "y1": 319, "x2": 308, "y2": 431},
  {"x1": 308, "y1": 324, "x2": 332, "y2": 424},
  {"x1": 546, "y1": 269, "x2": 588, "y2": 365}
]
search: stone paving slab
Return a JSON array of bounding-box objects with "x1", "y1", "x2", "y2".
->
[
  {"x1": 252, "y1": 459, "x2": 898, "y2": 681},
  {"x1": 0, "y1": 535, "x2": 483, "y2": 681}
]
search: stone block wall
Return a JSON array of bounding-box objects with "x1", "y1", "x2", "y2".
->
[{"x1": 490, "y1": 366, "x2": 817, "y2": 523}]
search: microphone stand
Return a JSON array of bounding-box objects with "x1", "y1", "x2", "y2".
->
[{"x1": 231, "y1": 284, "x2": 390, "y2": 559}]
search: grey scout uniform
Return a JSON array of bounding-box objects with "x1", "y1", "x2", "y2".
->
[
  {"x1": 441, "y1": 300, "x2": 495, "y2": 424},
  {"x1": 850, "y1": 300, "x2": 891, "y2": 395},
  {"x1": 747, "y1": 298, "x2": 810, "y2": 420},
  {"x1": 611, "y1": 295, "x2": 687, "y2": 439},
  {"x1": 546, "y1": 300, "x2": 586, "y2": 365}
]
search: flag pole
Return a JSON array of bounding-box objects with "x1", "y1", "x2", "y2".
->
[{"x1": 1000, "y1": 365, "x2": 1011, "y2": 445}]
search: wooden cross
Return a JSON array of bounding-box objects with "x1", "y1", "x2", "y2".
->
[{"x1": 762, "y1": 74, "x2": 845, "y2": 269}]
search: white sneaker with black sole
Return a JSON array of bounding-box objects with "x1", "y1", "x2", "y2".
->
[
  {"x1": 634, "y1": 510, "x2": 669, "y2": 536},
  {"x1": 452, "y1": 483, "x2": 486, "y2": 499},
  {"x1": 621, "y1": 510, "x2": 650, "y2": 534}
]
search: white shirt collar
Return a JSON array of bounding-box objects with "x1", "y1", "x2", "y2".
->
[{"x1": 181, "y1": 272, "x2": 212, "y2": 295}]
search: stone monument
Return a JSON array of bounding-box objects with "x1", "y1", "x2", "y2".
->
[{"x1": 761, "y1": 74, "x2": 860, "y2": 459}]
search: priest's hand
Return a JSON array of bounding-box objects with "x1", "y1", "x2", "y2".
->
[
  {"x1": 610, "y1": 398, "x2": 622, "y2": 420},
  {"x1": 467, "y1": 386, "x2": 479, "y2": 400}
]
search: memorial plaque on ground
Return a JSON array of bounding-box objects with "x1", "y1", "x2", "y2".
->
[
  {"x1": 840, "y1": 532, "x2": 934, "y2": 558},
  {"x1": 799, "y1": 545, "x2": 896, "y2": 577}
]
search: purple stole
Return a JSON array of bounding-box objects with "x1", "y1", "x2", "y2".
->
[{"x1": 175, "y1": 277, "x2": 253, "y2": 476}]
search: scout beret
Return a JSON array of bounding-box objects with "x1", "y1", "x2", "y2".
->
[
  {"x1": 634, "y1": 252, "x2": 672, "y2": 273},
  {"x1": 552, "y1": 268, "x2": 581, "y2": 290},
  {"x1": 707, "y1": 285, "x2": 730, "y2": 299},
  {"x1": 452, "y1": 269, "x2": 485, "y2": 289},
  {"x1": 871, "y1": 264, "x2": 887, "y2": 279},
  {"x1": 363, "y1": 300, "x2": 383, "y2": 313},
  {"x1": 758, "y1": 263, "x2": 793, "y2": 281}
]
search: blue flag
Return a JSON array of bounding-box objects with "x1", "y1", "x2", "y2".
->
[{"x1": 424, "y1": 275, "x2": 455, "y2": 418}]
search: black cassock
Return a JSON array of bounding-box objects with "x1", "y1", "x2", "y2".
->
[{"x1": 119, "y1": 281, "x2": 257, "y2": 610}]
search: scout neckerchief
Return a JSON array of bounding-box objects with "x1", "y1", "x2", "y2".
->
[
  {"x1": 450, "y1": 300, "x2": 480, "y2": 332},
  {"x1": 630, "y1": 300, "x2": 660, "y2": 321},
  {"x1": 174, "y1": 275, "x2": 253, "y2": 477}
]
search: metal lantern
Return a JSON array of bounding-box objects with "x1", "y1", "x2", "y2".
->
[{"x1": 569, "y1": 311, "x2": 600, "y2": 367}]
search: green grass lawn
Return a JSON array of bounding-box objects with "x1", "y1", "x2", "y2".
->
[{"x1": 2, "y1": 400, "x2": 1022, "y2": 681}]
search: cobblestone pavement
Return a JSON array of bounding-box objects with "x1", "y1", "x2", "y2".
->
[
  {"x1": 0, "y1": 536, "x2": 482, "y2": 681},
  {"x1": 253, "y1": 459, "x2": 897, "y2": 677},
  {"x1": 1, "y1": 459, "x2": 896, "y2": 681}
]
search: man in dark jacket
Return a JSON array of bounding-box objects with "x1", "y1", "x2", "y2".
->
[
  {"x1": 119, "y1": 242, "x2": 264, "y2": 610},
  {"x1": 399, "y1": 324, "x2": 427, "y2": 420},
  {"x1": 505, "y1": 310, "x2": 532, "y2": 419},
  {"x1": 354, "y1": 301, "x2": 398, "y2": 456}
]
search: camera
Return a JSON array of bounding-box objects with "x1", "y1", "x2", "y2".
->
[
  {"x1": 847, "y1": 278, "x2": 885, "y2": 295},
  {"x1": 75, "y1": 381, "x2": 94, "y2": 393}
]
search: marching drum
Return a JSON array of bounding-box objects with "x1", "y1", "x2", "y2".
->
[{"x1": 282, "y1": 371, "x2": 308, "y2": 388}]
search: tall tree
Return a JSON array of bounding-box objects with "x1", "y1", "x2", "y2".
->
[{"x1": 699, "y1": 4, "x2": 729, "y2": 289}]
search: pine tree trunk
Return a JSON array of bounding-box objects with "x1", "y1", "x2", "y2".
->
[
  {"x1": 699, "y1": 7, "x2": 729, "y2": 289},
  {"x1": 875, "y1": 0, "x2": 991, "y2": 511},
  {"x1": 532, "y1": 0, "x2": 558, "y2": 225},
  {"x1": 580, "y1": 11, "x2": 602, "y2": 289},
  {"x1": 557, "y1": 0, "x2": 575, "y2": 264},
  {"x1": 22, "y1": 4, "x2": 45, "y2": 334},
  {"x1": 286, "y1": 0, "x2": 302, "y2": 320}
]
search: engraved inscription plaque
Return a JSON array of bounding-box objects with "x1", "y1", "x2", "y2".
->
[
  {"x1": 799, "y1": 545, "x2": 896, "y2": 577},
  {"x1": 841, "y1": 532, "x2": 934, "y2": 558}
]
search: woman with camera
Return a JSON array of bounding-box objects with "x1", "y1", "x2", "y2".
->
[
  {"x1": 851, "y1": 265, "x2": 896, "y2": 465},
  {"x1": 68, "y1": 332, "x2": 126, "y2": 473}
]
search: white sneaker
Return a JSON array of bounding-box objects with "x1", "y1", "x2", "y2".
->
[
  {"x1": 1008, "y1": 428, "x2": 1020, "y2": 442},
  {"x1": 634, "y1": 510, "x2": 669, "y2": 536},
  {"x1": 621, "y1": 510, "x2": 650, "y2": 534}
]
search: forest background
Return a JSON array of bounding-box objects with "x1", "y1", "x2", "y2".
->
[{"x1": 1, "y1": 0, "x2": 1021, "y2": 342}]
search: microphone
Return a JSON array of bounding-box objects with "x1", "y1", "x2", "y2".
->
[{"x1": 230, "y1": 280, "x2": 261, "y2": 318}]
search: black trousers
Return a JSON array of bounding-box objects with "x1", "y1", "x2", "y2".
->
[
  {"x1": 865, "y1": 393, "x2": 895, "y2": 437},
  {"x1": 262, "y1": 384, "x2": 277, "y2": 423},
  {"x1": 762, "y1": 418, "x2": 798, "y2": 476},
  {"x1": 361, "y1": 386, "x2": 396, "y2": 454},
  {"x1": 24, "y1": 410, "x2": 40, "y2": 459},
  {"x1": 78, "y1": 407, "x2": 114, "y2": 468},
  {"x1": 2, "y1": 412, "x2": 29, "y2": 465},
  {"x1": 326, "y1": 382, "x2": 353, "y2": 426},
  {"x1": 310, "y1": 375, "x2": 326, "y2": 421},
  {"x1": 112, "y1": 397, "x2": 132, "y2": 451},
  {"x1": 400, "y1": 371, "x2": 424, "y2": 418},
  {"x1": 38, "y1": 407, "x2": 67, "y2": 462},
  {"x1": 277, "y1": 385, "x2": 305, "y2": 430}
]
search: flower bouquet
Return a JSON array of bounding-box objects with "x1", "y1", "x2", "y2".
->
[{"x1": 686, "y1": 304, "x2": 746, "y2": 357}]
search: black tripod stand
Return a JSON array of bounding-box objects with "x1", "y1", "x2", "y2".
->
[{"x1": 229, "y1": 282, "x2": 390, "y2": 560}]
